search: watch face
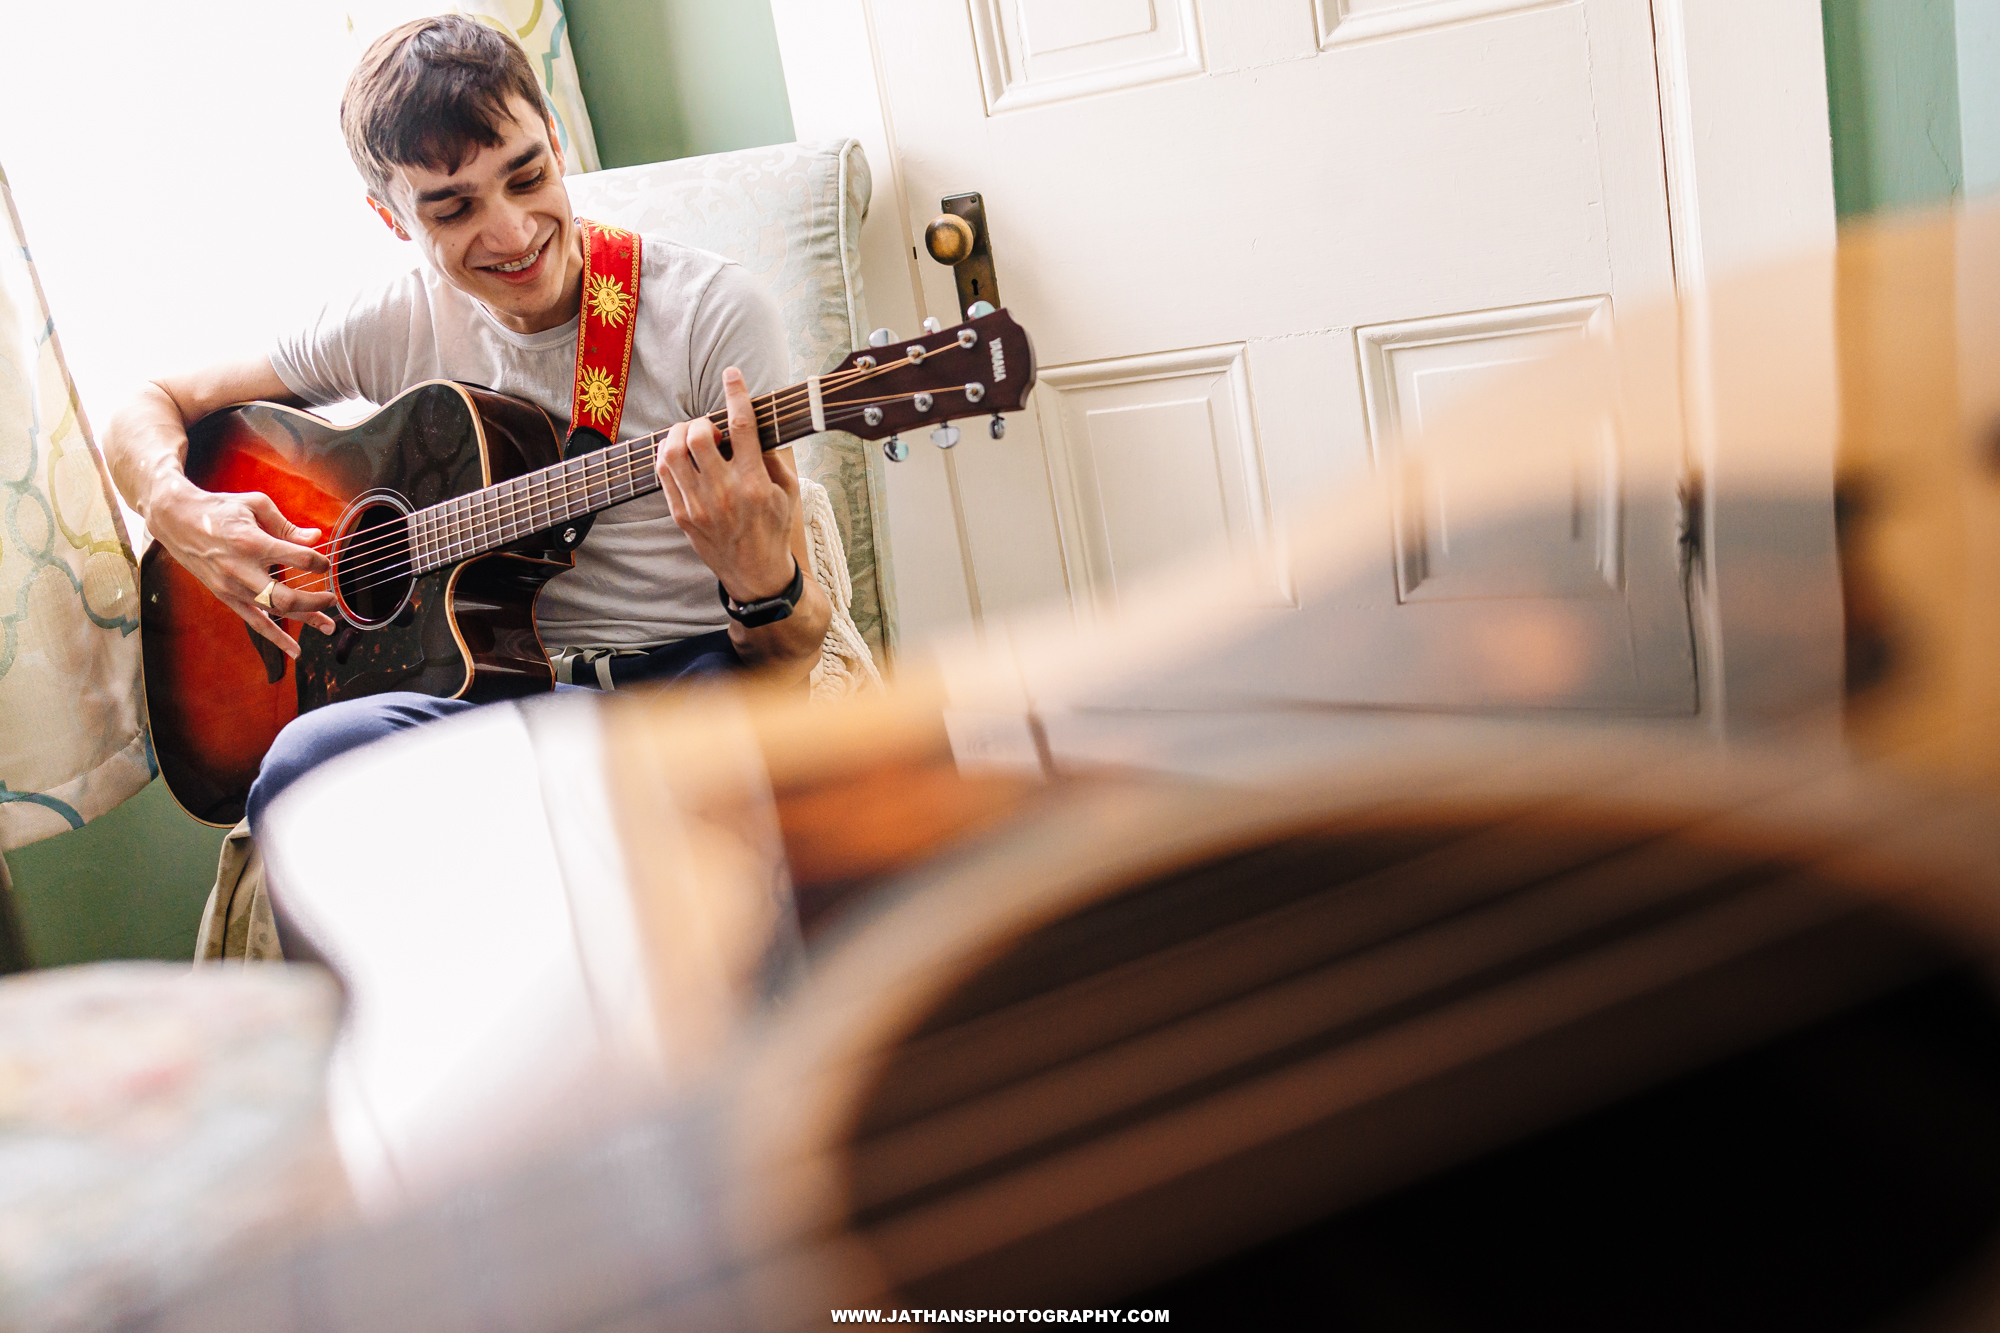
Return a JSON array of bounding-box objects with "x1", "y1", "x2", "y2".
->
[{"x1": 735, "y1": 600, "x2": 796, "y2": 628}]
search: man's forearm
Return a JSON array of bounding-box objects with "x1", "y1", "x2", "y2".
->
[
  {"x1": 105, "y1": 356, "x2": 303, "y2": 522},
  {"x1": 103, "y1": 382, "x2": 197, "y2": 520}
]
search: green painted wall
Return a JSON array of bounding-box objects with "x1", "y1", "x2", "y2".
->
[
  {"x1": 1823, "y1": 0, "x2": 1965, "y2": 215},
  {"x1": 564, "y1": 0, "x2": 795, "y2": 168},
  {"x1": 2, "y1": 780, "x2": 226, "y2": 968}
]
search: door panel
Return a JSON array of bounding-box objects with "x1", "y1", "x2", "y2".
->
[
  {"x1": 1036, "y1": 344, "x2": 1289, "y2": 615},
  {"x1": 1359, "y1": 297, "x2": 1623, "y2": 602},
  {"x1": 972, "y1": 0, "x2": 1205, "y2": 111},
  {"x1": 1318, "y1": 0, "x2": 1556, "y2": 48}
]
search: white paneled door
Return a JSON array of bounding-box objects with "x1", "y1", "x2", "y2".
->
[{"x1": 777, "y1": 0, "x2": 1696, "y2": 712}]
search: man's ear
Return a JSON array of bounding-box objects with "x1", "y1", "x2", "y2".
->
[
  {"x1": 366, "y1": 196, "x2": 411, "y2": 241},
  {"x1": 546, "y1": 114, "x2": 567, "y2": 175}
]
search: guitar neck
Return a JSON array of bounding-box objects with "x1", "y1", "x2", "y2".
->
[{"x1": 407, "y1": 389, "x2": 807, "y2": 574}]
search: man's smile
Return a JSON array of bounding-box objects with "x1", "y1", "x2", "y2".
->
[{"x1": 478, "y1": 234, "x2": 552, "y2": 283}]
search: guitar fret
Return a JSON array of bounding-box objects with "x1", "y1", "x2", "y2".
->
[
  {"x1": 505, "y1": 477, "x2": 524, "y2": 543},
  {"x1": 554, "y1": 457, "x2": 578, "y2": 525},
  {"x1": 605, "y1": 447, "x2": 623, "y2": 503}
]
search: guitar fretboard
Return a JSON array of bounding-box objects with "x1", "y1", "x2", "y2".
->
[{"x1": 406, "y1": 398, "x2": 795, "y2": 574}]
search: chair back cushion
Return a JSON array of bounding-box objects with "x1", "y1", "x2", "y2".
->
[{"x1": 565, "y1": 140, "x2": 892, "y2": 662}]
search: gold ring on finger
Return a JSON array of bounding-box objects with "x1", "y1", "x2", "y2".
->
[{"x1": 254, "y1": 580, "x2": 278, "y2": 611}]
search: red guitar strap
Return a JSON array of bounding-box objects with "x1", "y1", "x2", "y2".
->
[{"x1": 568, "y1": 217, "x2": 642, "y2": 448}]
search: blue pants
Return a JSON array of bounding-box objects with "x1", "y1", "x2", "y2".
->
[{"x1": 246, "y1": 629, "x2": 742, "y2": 832}]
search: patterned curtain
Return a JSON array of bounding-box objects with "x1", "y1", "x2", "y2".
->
[
  {"x1": 0, "y1": 167, "x2": 150, "y2": 852},
  {"x1": 342, "y1": 0, "x2": 602, "y2": 173}
]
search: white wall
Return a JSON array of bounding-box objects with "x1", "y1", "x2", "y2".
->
[
  {"x1": 1961, "y1": 0, "x2": 2000, "y2": 200},
  {"x1": 0, "y1": 1, "x2": 417, "y2": 485}
]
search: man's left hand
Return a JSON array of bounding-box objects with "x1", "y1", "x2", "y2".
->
[{"x1": 656, "y1": 366, "x2": 799, "y2": 601}]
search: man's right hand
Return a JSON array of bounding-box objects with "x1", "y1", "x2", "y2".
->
[
  {"x1": 103, "y1": 356, "x2": 338, "y2": 659},
  {"x1": 146, "y1": 478, "x2": 337, "y2": 658}
]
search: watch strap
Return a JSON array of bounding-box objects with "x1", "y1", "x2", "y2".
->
[{"x1": 719, "y1": 559, "x2": 804, "y2": 627}]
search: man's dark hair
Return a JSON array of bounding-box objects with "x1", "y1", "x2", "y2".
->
[{"x1": 342, "y1": 14, "x2": 548, "y2": 201}]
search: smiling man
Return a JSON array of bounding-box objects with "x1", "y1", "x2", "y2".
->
[{"x1": 102, "y1": 15, "x2": 830, "y2": 829}]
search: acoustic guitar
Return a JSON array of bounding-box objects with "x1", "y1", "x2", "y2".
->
[{"x1": 139, "y1": 309, "x2": 1036, "y2": 825}]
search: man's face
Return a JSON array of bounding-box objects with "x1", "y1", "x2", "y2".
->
[{"x1": 382, "y1": 96, "x2": 582, "y2": 334}]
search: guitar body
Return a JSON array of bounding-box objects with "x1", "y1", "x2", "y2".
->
[{"x1": 141, "y1": 382, "x2": 570, "y2": 825}]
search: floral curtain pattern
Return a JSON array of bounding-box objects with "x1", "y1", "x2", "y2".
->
[
  {"x1": 342, "y1": 0, "x2": 602, "y2": 173},
  {"x1": 0, "y1": 166, "x2": 150, "y2": 852}
]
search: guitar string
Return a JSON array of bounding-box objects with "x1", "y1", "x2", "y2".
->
[
  {"x1": 278, "y1": 380, "x2": 941, "y2": 598},
  {"x1": 273, "y1": 348, "x2": 939, "y2": 589},
  {"x1": 285, "y1": 346, "x2": 931, "y2": 562},
  {"x1": 283, "y1": 336, "x2": 966, "y2": 589},
  {"x1": 281, "y1": 391, "x2": 965, "y2": 605},
  {"x1": 293, "y1": 396, "x2": 904, "y2": 607},
  {"x1": 276, "y1": 334, "x2": 979, "y2": 589},
  {"x1": 298, "y1": 390, "x2": 953, "y2": 601}
]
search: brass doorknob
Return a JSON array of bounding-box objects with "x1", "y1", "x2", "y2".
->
[{"x1": 925, "y1": 214, "x2": 977, "y2": 265}]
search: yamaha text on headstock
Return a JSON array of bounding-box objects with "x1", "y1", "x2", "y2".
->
[{"x1": 140, "y1": 309, "x2": 1036, "y2": 824}]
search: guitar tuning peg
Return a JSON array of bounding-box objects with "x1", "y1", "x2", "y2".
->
[
  {"x1": 989, "y1": 413, "x2": 1007, "y2": 440},
  {"x1": 967, "y1": 300, "x2": 997, "y2": 320},
  {"x1": 921, "y1": 316, "x2": 943, "y2": 334},
  {"x1": 883, "y1": 435, "x2": 909, "y2": 463},
  {"x1": 930, "y1": 424, "x2": 961, "y2": 450},
  {"x1": 868, "y1": 327, "x2": 898, "y2": 348}
]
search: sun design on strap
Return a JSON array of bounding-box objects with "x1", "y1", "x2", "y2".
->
[
  {"x1": 576, "y1": 366, "x2": 620, "y2": 423},
  {"x1": 585, "y1": 272, "x2": 635, "y2": 327}
]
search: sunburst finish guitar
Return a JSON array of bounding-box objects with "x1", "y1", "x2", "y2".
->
[{"x1": 140, "y1": 310, "x2": 1036, "y2": 824}]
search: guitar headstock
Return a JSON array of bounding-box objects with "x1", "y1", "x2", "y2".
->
[{"x1": 822, "y1": 308, "x2": 1035, "y2": 453}]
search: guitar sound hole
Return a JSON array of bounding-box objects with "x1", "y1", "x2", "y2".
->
[{"x1": 332, "y1": 497, "x2": 415, "y2": 630}]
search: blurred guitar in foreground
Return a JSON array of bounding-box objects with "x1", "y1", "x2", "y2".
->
[{"x1": 135, "y1": 208, "x2": 2000, "y2": 1331}]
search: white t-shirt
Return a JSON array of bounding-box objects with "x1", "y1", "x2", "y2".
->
[{"x1": 270, "y1": 236, "x2": 791, "y2": 651}]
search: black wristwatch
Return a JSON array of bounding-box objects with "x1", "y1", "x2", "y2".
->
[{"x1": 719, "y1": 559, "x2": 805, "y2": 627}]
